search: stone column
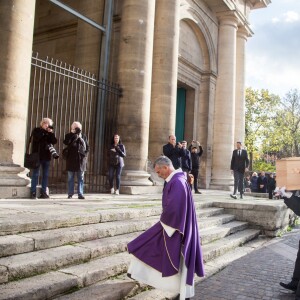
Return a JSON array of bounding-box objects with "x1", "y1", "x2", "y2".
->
[
  {"x1": 0, "y1": 0, "x2": 36, "y2": 198},
  {"x1": 148, "y1": 0, "x2": 180, "y2": 162},
  {"x1": 210, "y1": 13, "x2": 238, "y2": 190},
  {"x1": 235, "y1": 27, "x2": 249, "y2": 143},
  {"x1": 117, "y1": 0, "x2": 156, "y2": 186}
]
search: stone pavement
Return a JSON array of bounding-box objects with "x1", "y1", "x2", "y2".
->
[{"x1": 194, "y1": 229, "x2": 300, "y2": 300}]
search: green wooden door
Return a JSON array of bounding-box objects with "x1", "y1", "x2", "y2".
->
[{"x1": 175, "y1": 88, "x2": 186, "y2": 141}]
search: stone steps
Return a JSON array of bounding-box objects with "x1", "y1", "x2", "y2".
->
[
  {"x1": 0, "y1": 207, "x2": 225, "y2": 258},
  {"x1": 0, "y1": 214, "x2": 242, "y2": 283},
  {"x1": 202, "y1": 228, "x2": 261, "y2": 262},
  {"x1": 0, "y1": 201, "x2": 213, "y2": 237},
  {"x1": 200, "y1": 220, "x2": 249, "y2": 244},
  {"x1": 0, "y1": 200, "x2": 262, "y2": 300}
]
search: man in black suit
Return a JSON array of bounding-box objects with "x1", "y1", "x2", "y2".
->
[
  {"x1": 230, "y1": 141, "x2": 249, "y2": 199},
  {"x1": 162, "y1": 135, "x2": 184, "y2": 169}
]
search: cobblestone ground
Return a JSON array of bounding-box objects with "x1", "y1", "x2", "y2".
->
[{"x1": 194, "y1": 232, "x2": 300, "y2": 300}]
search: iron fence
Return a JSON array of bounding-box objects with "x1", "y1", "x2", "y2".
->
[{"x1": 26, "y1": 53, "x2": 121, "y2": 194}]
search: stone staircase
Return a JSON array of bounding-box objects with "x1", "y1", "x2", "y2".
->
[{"x1": 0, "y1": 198, "x2": 263, "y2": 300}]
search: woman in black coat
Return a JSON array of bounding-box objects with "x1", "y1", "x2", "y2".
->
[
  {"x1": 30, "y1": 117, "x2": 58, "y2": 199},
  {"x1": 108, "y1": 134, "x2": 126, "y2": 195},
  {"x1": 63, "y1": 121, "x2": 89, "y2": 199}
]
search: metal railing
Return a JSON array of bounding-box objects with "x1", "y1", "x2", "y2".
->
[{"x1": 26, "y1": 53, "x2": 121, "y2": 194}]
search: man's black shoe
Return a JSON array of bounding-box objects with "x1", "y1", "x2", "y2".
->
[
  {"x1": 68, "y1": 195, "x2": 72, "y2": 199},
  {"x1": 78, "y1": 194, "x2": 85, "y2": 199},
  {"x1": 240, "y1": 194, "x2": 244, "y2": 199},
  {"x1": 280, "y1": 281, "x2": 298, "y2": 291},
  {"x1": 195, "y1": 191, "x2": 201, "y2": 194},
  {"x1": 230, "y1": 194, "x2": 237, "y2": 199},
  {"x1": 31, "y1": 192, "x2": 37, "y2": 199}
]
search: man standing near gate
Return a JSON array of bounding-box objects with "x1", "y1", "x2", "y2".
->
[{"x1": 230, "y1": 141, "x2": 249, "y2": 199}]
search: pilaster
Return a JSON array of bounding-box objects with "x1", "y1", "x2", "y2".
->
[
  {"x1": 0, "y1": 0, "x2": 35, "y2": 198},
  {"x1": 235, "y1": 26, "x2": 249, "y2": 144},
  {"x1": 148, "y1": 0, "x2": 180, "y2": 162},
  {"x1": 211, "y1": 13, "x2": 238, "y2": 190},
  {"x1": 117, "y1": 0, "x2": 156, "y2": 186}
]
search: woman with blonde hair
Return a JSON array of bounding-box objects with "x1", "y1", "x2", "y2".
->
[
  {"x1": 63, "y1": 121, "x2": 89, "y2": 199},
  {"x1": 30, "y1": 117, "x2": 58, "y2": 199}
]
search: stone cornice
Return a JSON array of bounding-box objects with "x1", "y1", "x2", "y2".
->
[{"x1": 248, "y1": 0, "x2": 271, "y2": 10}]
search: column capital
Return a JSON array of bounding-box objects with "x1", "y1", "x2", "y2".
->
[
  {"x1": 237, "y1": 26, "x2": 251, "y2": 40},
  {"x1": 217, "y1": 11, "x2": 239, "y2": 28}
]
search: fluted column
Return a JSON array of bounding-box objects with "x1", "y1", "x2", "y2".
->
[
  {"x1": 0, "y1": 0, "x2": 35, "y2": 198},
  {"x1": 235, "y1": 27, "x2": 249, "y2": 143},
  {"x1": 211, "y1": 13, "x2": 238, "y2": 190},
  {"x1": 148, "y1": 0, "x2": 180, "y2": 162},
  {"x1": 117, "y1": 0, "x2": 156, "y2": 186}
]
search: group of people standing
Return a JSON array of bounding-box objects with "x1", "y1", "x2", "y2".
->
[
  {"x1": 248, "y1": 171, "x2": 276, "y2": 199},
  {"x1": 28, "y1": 117, "x2": 126, "y2": 199},
  {"x1": 162, "y1": 135, "x2": 203, "y2": 194}
]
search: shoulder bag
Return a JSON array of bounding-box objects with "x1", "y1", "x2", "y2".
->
[{"x1": 24, "y1": 132, "x2": 40, "y2": 169}]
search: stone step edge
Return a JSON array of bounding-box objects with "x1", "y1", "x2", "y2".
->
[
  {"x1": 0, "y1": 230, "x2": 263, "y2": 299},
  {"x1": 0, "y1": 213, "x2": 235, "y2": 257},
  {"x1": 200, "y1": 221, "x2": 249, "y2": 245},
  {"x1": 0, "y1": 202, "x2": 215, "y2": 236},
  {"x1": 0, "y1": 218, "x2": 245, "y2": 283},
  {"x1": 0, "y1": 252, "x2": 131, "y2": 300},
  {"x1": 202, "y1": 228, "x2": 261, "y2": 262}
]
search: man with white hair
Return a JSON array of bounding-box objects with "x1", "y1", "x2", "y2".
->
[{"x1": 127, "y1": 156, "x2": 204, "y2": 299}]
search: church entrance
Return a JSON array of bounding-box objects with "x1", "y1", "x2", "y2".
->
[{"x1": 175, "y1": 87, "x2": 186, "y2": 142}]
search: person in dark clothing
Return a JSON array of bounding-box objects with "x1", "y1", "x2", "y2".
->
[
  {"x1": 181, "y1": 141, "x2": 192, "y2": 175},
  {"x1": 230, "y1": 141, "x2": 249, "y2": 199},
  {"x1": 189, "y1": 141, "x2": 203, "y2": 194},
  {"x1": 63, "y1": 121, "x2": 89, "y2": 199},
  {"x1": 279, "y1": 189, "x2": 300, "y2": 300},
  {"x1": 108, "y1": 134, "x2": 126, "y2": 195},
  {"x1": 267, "y1": 173, "x2": 276, "y2": 199},
  {"x1": 162, "y1": 135, "x2": 184, "y2": 169},
  {"x1": 30, "y1": 117, "x2": 58, "y2": 199},
  {"x1": 257, "y1": 171, "x2": 268, "y2": 193},
  {"x1": 250, "y1": 172, "x2": 258, "y2": 193}
]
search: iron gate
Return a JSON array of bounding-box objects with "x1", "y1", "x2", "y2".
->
[{"x1": 26, "y1": 53, "x2": 121, "y2": 194}]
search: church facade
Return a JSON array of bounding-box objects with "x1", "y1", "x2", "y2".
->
[{"x1": 0, "y1": 0, "x2": 271, "y2": 197}]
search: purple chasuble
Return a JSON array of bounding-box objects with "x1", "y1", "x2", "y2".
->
[{"x1": 127, "y1": 171, "x2": 204, "y2": 285}]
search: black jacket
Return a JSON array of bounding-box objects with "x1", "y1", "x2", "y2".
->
[
  {"x1": 230, "y1": 149, "x2": 249, "y2": 173},
  {"x1": 108, "y1": 143, "x2": 126, "y2": 168},
  {"x1": 181, "y1": 149, "x2": 192, "y2": 171},
  {"x1": 63, "y1": 132, "x2": 89, "y2": 172},
  {"x1": 189, "y1": 145, "x2": 203, "y2": 170},
  {"x1": 31, "y1": 127, "x2": 57, "y2": 161},
  {"x1": 162, "y1": 143, "x2": 184, "y2": 169}
]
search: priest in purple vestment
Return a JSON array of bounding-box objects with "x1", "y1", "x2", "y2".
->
[{"x1": 127, "y1": 156, "x2": 205, "y2": 300}]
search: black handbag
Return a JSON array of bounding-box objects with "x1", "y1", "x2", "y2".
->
[{"x1": 24, "y1": 133, "x2": 40, "y2": 169}]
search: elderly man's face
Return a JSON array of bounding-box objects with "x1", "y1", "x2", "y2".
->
[{"x1": 155, "y1": 165, "x2": 169, "y2": 180}]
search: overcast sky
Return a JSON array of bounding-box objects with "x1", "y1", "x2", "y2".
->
[{"x1": 246, "y1": 0, "x2": 300, "y2": 98}]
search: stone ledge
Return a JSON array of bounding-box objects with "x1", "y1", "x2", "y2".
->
[
  {"x1": 212, "y1": 199, "x2": 295, "y2": 236},
  {"x1": 244, "y1": 192, "x2": 269, "y2": 198}
]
